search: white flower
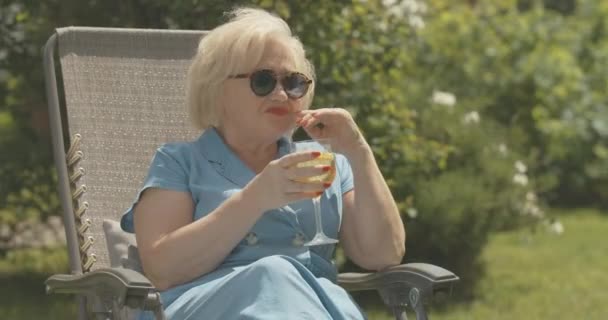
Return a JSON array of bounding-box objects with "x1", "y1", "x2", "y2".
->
[
  {"x1": 407, "y1": 208, "x2": 418, "y2": 219},
  {"x1": 529, "y1": 205, "x2": 543, "y2": 218},
  {"x1": 408, "y1": 15, "x2": 426, "y2": 29},
  {"x1": 525, "y1": 191, "x2": 537, "y2": 202},
  {"x1": 515, "y1": 160, "x2": 527, "y2": 173},
  {"x1": 402, "y1": 0, "x2": 428, "y2": 13},
  {"x1": 383, "y1": 0, "x2": 428, "y2": 18},
  {"x1": 513, "y1": 173, "x2": 529, "y2": 186},
  {"x1": 522, "y1": 201, "x2": 543, "y2": 218},
  {"x1": 402, "y1": 0, "x2": 419, "y2": 11},
  {"x1": 462, "y1": 111, "x2": 480, "y2": 124},
  {"x1": 498, "y1": 143, "x2": 508, "y2": 155},
  {"x1": 431, "y1": 90, "x2": 456, "y2": 107},
  {"x1": 549, "y1": 220, "x2": 564, "y2": 235},
  {"x1": 378, "y1": 20, "x2": 389, "y2": 32}
]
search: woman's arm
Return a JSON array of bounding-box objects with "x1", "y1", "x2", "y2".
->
[
  {"x1": 339, "y1": 143, "x2": 406, "y2": 271},
  {"x1": 134, "y1": 186, "x2": 265, "y2": 290},
  {"x1": 296, "y1": 108, "x2": 406, "y2": 271}
]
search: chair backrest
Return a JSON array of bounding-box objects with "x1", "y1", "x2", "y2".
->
[{"x1": 48, "y1": 27, "x2": 207, "y2": 272}]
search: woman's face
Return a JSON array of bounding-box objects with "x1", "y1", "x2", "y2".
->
[{"x1": 219, "y1": 39, "x2": 305, "y2": 142}]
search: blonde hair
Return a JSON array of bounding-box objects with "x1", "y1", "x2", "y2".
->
[{"x1": 186, "y1": 7, "x2": 316, "y2": 130}]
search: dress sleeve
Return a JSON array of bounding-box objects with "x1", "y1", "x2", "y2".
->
[
  {"x1": 336, "y1": 154, "x2": 354, "y2": 195},
  {"x1": 120, "y1": 143, "x2": 190, "y2": 232}
]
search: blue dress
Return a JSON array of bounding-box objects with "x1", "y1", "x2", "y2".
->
[{"x1": 121, "y1": 128, "x2": 366, "y2": 320}]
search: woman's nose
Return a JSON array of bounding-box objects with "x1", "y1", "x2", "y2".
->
[{"x1": 269, "y1": 81, "x2": 289, "y2": 101}]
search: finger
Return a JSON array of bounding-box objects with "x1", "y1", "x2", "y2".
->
[
  {"x1": 284, "y1": 180, "x2": 326, "y2": 193},
  {"x1": 301, "y1": 109, "x2": 338, "y2": 130},
  {"x1": 300, "y1": 107, "x2": 333, "y2": 116},
  {"x1": 296, "y1": 109, "x2": 317, "y2": 117},
  {"x1": 295, "y1": 110, "x2": 312, "y2": 121},
  {"x1": 277, "y1": 151, "x2": 321, "y2": 168},
  {"x1": 304, "y1": 108, "x2": 347, "y2": 125},
  {"x1": 284, "y1": 191, "x2": 324, "y2": 202},
  {"x1": 298, "y1": 113, "x2": 316, "y2": 127},
  {"x1": 301, "y1": 115, "x2": 323, "y2": 130},
  {"x1": 300, "y1": 121, "x2": 328, "y2": 140},
  {"x1": 285, "y1": 165, "x2": 332, "y2": 180},
  {"x1": 301, "y1": 124, "x2": 324, "y2": 140}
]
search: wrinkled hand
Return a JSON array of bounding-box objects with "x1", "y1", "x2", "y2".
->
[
  {"x1": 296, "y1": 108, "x2": 367, "y2": 156},
  {"x1": 244, "y1": 151, "x2": 332, "y2": 212}
]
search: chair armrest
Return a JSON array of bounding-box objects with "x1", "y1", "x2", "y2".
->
[
  {"x1": 338, "y1": 262, "x2": 458, "y2": 294},
  {"x1": 46, "y1": 267, "x2": 165, "y2": 320},
  {"x1": 338, "y1": 263, "x2": 459, "y2": 320}
]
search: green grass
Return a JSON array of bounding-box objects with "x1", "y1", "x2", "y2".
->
[
  {"x1": 1, "y1": 208, "x2": 607, "y2": 319},
  {"x1": 0, "y1": 247, "x2": 76, "y2": 319},
  {"x1": 369, "y1": 208, "x2": 608, "y2": 319}
]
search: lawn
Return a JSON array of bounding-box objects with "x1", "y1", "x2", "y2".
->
[
  {"x1": 0, "y1": 247, "x2": 76, "y2": 319},
  {"x1": 371, "y1": 208, "x2": 608, "y2": 319},
  {"x1": 1, "y1": 208, "x2": 606, "y2": 319}
]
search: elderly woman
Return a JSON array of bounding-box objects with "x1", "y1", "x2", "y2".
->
[{"x1": 121, "y1": 7, "x2": 405, "y2": 320}]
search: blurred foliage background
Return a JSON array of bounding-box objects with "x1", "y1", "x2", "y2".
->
[{"x1": 1, "y1": 0, "x2": 607, "y2": 318}]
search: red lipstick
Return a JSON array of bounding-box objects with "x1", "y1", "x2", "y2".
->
[{"x1": 267, "y1": 107, "x2": 289, "y2": 116}]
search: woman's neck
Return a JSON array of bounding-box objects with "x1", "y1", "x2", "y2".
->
[{"x1": 214, "y1": 126, "x2": 278, "y2": 173}]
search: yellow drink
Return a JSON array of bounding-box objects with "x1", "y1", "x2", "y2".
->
[{"x1": 296, "y1": 152, "x2": 336, "y2": 184}]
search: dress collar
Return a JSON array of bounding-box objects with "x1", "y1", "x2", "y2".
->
[{"x1": 194, "y1": 127, "x2": 292, "y2": 187}]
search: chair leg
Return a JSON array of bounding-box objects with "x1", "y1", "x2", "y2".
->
[
  {"x1": 392, "y1": 306, "x2": 408, "y2": 320},
  {"x1": 412, "y1": 304, "x2": 428, "y2": 320},
  {"x1": 153, "y1": 307, "x2": 166, "y2": 320},
  {"x1": 392, "y1": 304, "x2": 430, "y2": 320},
  {"x1": 77, "y1": 295, "x2": 88, "y2": 320},
  {"x1": 147, "y1": 292, "x2": 166, "y2": 320}
]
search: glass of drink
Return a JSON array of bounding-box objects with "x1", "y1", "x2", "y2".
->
[{"x1": 291, "y1": 138, "x2": 339, "y2": 246}]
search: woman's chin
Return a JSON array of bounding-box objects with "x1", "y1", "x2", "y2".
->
[{"x1": 266, "y1": 119, "x2": 295, "y2": 136}]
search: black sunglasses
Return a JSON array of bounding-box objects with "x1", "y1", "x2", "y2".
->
[{"x1": 229, "y1": 69, "x2": 312, "y2": 99}]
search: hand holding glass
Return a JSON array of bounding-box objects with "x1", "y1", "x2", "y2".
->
[{"x1": 291, "y1": 139, "x2": 339, "y2": 246}]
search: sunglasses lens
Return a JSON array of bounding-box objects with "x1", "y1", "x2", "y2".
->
[
  {"x1": 250, "y1": 70, "x2": 276, "y2": 96},
  {"x1": 283, "y1": 73, "x2": 309, "y2": 99}
]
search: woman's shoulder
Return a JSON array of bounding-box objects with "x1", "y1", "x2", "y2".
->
[
  {"x1": 156, "y1": 141, "x2": 194, "y2": 155},
  {"x1": 152, "y1": 140, "x2": 199, "y2": 168}
]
